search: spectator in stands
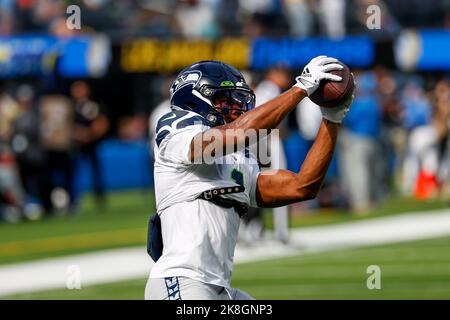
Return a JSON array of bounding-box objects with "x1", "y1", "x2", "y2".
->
[
  {"x1": 401, "y1": 79, "x2": 432, "y2": 132},
  {"x1": 39, "y1": 92, "x2": 75, "y2": 214},
  {"x1": 0, "y1": 0, "x2": 15, "y2": 35},
  {"x1": 0, "y1": 82, "x2": 25, "y2": 222},
  {"x1": 238, "y1": 0, "x2": 289, "y2": 38},
  {"x1": 404, "y1": 79, "x2": 450, "y2": 199},
  {"x1": 0, "y1": 82, "x2": 20, "y2": 146},
  {"x1": 316, "y1": 0, "x2": 346, "y2": 38},
  {"x1": 29, "y1": 0, "x2": 65, "y2": 33},
  {"x1": 283, "y1": 0, "x2": 313, "y2": 38},
  {"x1": 11, "y1": 84, "x2": 45, "y2": 219},
  {"x1": 133, "y1": 0, "x2": 178, "y2": 38},
  {"x1": 374, "y1": 65, "x2": 402, "y2": 198},
  {"x1": 71, "y1": 80, "x2": 110, "y2": 207},
  {"x1": 338, "y1": 72, "x2": 383, "y2": 214},
  {"x1": 174, "y1": 0, "x2": 219, "y2": 39}
]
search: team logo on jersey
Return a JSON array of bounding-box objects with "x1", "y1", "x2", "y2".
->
[{"x1": 170, "y1": 71, "x2": 202, "y2": 95}]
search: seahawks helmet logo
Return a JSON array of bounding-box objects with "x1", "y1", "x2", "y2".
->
[{"x1": 170, "y1": 71, "x2": 202, "y2": 96}]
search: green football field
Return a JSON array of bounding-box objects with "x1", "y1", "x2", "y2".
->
[
  {"x1": 1, "y1": 190, "x2": 450, "y2": 299},
  {"x1": 5, "y1": 235, "x2": 450, "y2": 300},
  {"x1": 0, "y1": 190, "x2": 448, "y2": 265}
]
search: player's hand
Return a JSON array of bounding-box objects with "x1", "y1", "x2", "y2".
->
[
  {"x1": 293, "y1": 55, "x2": 343, "y2": 96},
  {"x1": 320, "y1": 78, "x2": 355, "y2": 124}
]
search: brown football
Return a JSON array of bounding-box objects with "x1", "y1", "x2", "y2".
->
[{"x1": 309, "y1": 61, "x2": 355, "y2": 108}]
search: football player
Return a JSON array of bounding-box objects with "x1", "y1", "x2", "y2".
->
[{"x1": 145, "y1": 56, "x2": 353, "y2": 300}]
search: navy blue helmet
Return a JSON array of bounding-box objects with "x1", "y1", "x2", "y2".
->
[{"x1": 170, "y1": 60, "x2": 255, "y2": 127}]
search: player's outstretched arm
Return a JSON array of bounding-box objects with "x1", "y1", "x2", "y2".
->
[
  {"x1": 189, "y1": 56, "x2": 343, "y2": 162},
  {"x1": 255, "y1": 90, "x2": 354, "y2": 207},
  {"x1": 256, "y1": 119, "x2": 338, "y2": 208},
  {"x1": 189, "y1": 86, "x2": 307, "y2": 162}
]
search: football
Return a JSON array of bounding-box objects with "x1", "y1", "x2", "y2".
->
[{"x1": 309, "y1": 61, "x2": 355, "y2": 108}]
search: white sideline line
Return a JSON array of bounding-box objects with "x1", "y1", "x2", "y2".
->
[
  {"x1": 290, "y1": 209, "x2": 450, "y2": 251},
  {"x1": 1, "y1": 209, "x2": 450, "y2": 297}
]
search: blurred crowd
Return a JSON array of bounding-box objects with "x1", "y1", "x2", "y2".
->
[
  {"x1": 1, "y1": 0, "x2": 449, "y2": 40},
  {"x1": 0, "y1": 80, "x2": 109, "y2": 222},
  {"x1": 337, "y1": 69, "x2": 450, "y2": 214},
  {"x1": 1, "y1": 0, "x2": 450, "y2": 226}
]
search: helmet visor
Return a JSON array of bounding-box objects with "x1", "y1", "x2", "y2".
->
[{"x1": 211, "y1": 89, "x2": 255, "y2": 114}]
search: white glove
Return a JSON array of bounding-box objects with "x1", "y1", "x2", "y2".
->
[
  {"x1": 293, "y1": 55, "x2": 343, "y2": 96},
  {"x1": 320, "y1": 92, "x2": 355, "y2": 124}
]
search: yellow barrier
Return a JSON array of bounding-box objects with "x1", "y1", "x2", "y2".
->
[{"x1": 121, "y1": 38, "x2": 249, "y2": 73}]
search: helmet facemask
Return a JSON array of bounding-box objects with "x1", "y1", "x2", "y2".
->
[{"x1": 200, "y1": 86, "x2": 256, "y2": 125}]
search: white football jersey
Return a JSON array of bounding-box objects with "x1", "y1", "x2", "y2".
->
[{"x1": 150, "y1": 109, "x2": 260, "y2": 288}]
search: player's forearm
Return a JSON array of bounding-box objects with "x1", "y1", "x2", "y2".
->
[
  {"x1": 255, "y1": 119, "x2": 339, "y2": 208},
  {"x1": 294, "y1": 119, "x2": 339, "y2": 199},
  {"x1": 226, "y1": 86, "x2": 306, "y2": 133},
  {"x1": 189, "y1": 87, "x2": 306, "y2": 162},
  {"x1": 218, "y1": 87, "x2": 306, "y2": 152}
]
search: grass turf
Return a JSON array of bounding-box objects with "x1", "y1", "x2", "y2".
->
[
  {"x1": 0, "y1": 190, "x2": 449, "y2": 265},
  {"x1": 0, "y1": 190, "x2": 154, "y2": 264},
  {"x1": 4, "y1": 236, "x2": 450, "y2": 300}
]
